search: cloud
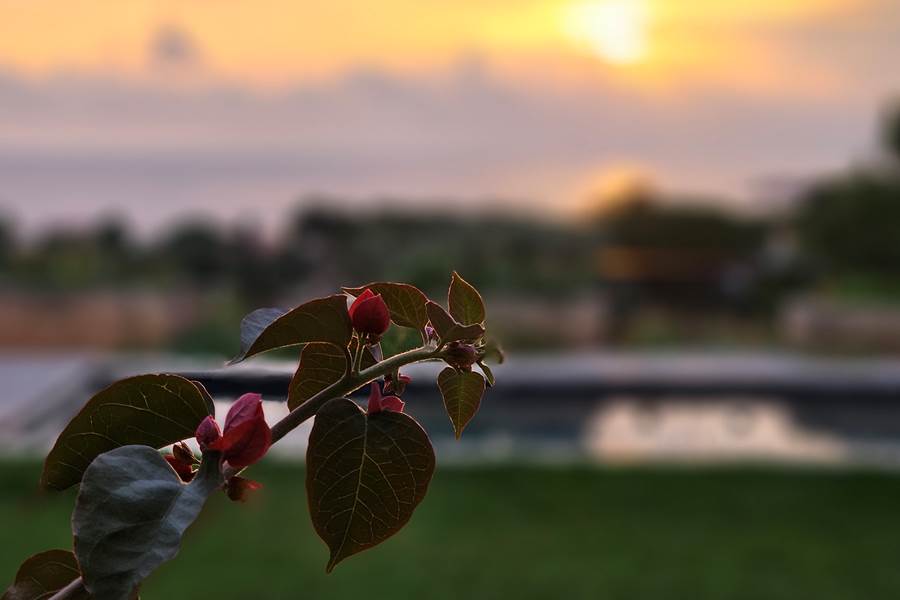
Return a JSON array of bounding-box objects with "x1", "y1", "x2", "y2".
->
[
  {"x1": 0, "y1": 14, "x2": 896, "y2": 235},
  {"x1": 149, "y1": 24, "x2": 202, "y2": 70}
]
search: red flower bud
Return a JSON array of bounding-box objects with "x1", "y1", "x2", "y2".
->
[
  {"x1": 195, "y1": 416, "x2": 221, "y2": 450},
  {"x1": 225, "y1": 476, "x2": 263, "y2": 503},
  {"x1": 210, "y1": 393, "x2": 272, "y2": 468},
  {"x1": 367, "y1": 382, "x2": 405, "y2": 415},
  {"x1": 164, "y1": 453, "x2": 196, "y2": 483},
  {"x1": 380, "y1": 395, "x2": 405, "y2": 413},
  {"x1": 348, "y1": 289, "x2": 391, "y2": 338},
  {"x1": 444, "y1": 341, "x2": 477, "y2": 370}
]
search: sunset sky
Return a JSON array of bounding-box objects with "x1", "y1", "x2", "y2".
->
[{"x1": 1, "y1": 0, "x2": 898, "y2": 234}]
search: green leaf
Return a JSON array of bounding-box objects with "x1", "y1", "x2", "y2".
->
[
  {"x1": 437, "y1": 368, "x2": 485, "y2": 439},
  {"x1": 3, "y1": 549, "x2": 89, "y2": 600},
  {"x1": 448, "y1": 271, "x2": 486, "y2": 325},
  {"x1": 73, "y1": 446, "x2": 223, "y2": 600},
  {"x1": 41, "y1": 375, "x2": 215, "y2": 491},
  {"x1": 307, "y1": 398, "x2": 435, "y2": 573},
  {"x1": 476, "y1": 361, "x2": 495, "y2": 387},
  {"x1": 229, "y1": 295, "x2": 352, "y2": 364},
  {"x1": 287, "y1": 341, "x2": 375, "y2": 410},
  {"x1": 425, "y1": 302, "x2": 485, "y2": 344},
  {"x1": 378, "y1": 325, "x2": 422, "y2": 358},
  {"x1": 343, "y1": 283, "x2": 429, "y2": 330}
]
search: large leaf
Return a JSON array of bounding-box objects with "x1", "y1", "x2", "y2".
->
[
  {"x1": 42, "y1": 375, "x2": 215, "y2": 491},
  {"x1": 307, "y1": 398, "x2": 435, "y2": 573},
  {"x1": 229, "y1": 295, "x2": 352, "y2": 364},
  {"x1": 73, "y1": 446, "x2": 223, "y2": 600},
  {"x1": 288, "y1": 341, "x2": 375, "y2": 410},
  {"x1": 437, "y1": 368, "x2": 485, "y2": 439},
  {"x1": 425, "y1": 302, "x2": 485, "y2": 344},
  {"x1": 448, "y1": 272, "x2": 486, "y2": 326},
  {"x1": 343, "y1": 283, "x2": 429, "y2": 330},
  {"x1": 3, "y1": 549, "x2": 89, "y2": 600}
]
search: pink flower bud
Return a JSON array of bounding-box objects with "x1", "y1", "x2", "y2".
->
[
  {"x1": 225, "y1": 476, "x2": 263, "y2": 502},
  {"x1": 366, "y1": 382, "x2": 405, "y2": 415},
  {"x1": 348, "y1": 289, "x2": 391, "y2": 338},
  {"x1": 210, "y1": 393, "x2": 272, "y2": 468},
  {"x1": 195, "y1": 416, "x2": 221, "y2": 451},
  {"x1": 380, "y1": 396, "x2": 405, "y2": 413}
]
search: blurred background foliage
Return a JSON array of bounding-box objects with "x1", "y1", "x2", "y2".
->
[{"x1": 1, "y1": 106, "x2": 898, "y2": 354}]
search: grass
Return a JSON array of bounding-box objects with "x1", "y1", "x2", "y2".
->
[{"x1": 2, "y1": 461, "x2": 900, "y2": 599}]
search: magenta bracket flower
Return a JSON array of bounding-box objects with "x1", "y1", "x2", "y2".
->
[
  {"x1": 195, "y1": 392, "x2": 272, "y2": 469},
  {"x1": 366, "y1": 382, "x2": 405, "y2": 414},
  {"x1": 11, "y1": 273, "x2": 496, "y2": 598}
]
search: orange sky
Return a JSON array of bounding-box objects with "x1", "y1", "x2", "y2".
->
[
  {"x1": 0, "y1": 0, "x2": 861, "y2": 91},
  {"x1": 0, "y1": 0, "x2": 897, "y2": 233}
]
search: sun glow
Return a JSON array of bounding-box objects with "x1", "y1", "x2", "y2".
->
[{"x1": 564, "y1": 0, "x2": 649, "y2": 65}]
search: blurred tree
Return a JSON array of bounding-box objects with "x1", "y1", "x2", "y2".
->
[
  {"x1": 882, "y1": 103, "x2": 900, "y2": 161},
  {"x1": 229, "y1": 225, "x2": 280, "y2": 306},
  {"x1": 589, "y1": 192, "x2": 773, "y2": 341},
  {"x1": 0, "y1": 217, "x2": 15, "y2": 274},
  {"x1": 92, "y1": 217, "x2": 136, "y2": 284},
  {"x1": 598, "y1": 195, "x2": 764, "y2": 252},
  {"x1": 796, "y1": 173, "x2": 900, "y2": 277},
  {"x1": 158, "y1": 223, "x2": 229, "y2": 286},
  {"x1": 288, "y1": 204, "x2": 593, "y2": 298}
]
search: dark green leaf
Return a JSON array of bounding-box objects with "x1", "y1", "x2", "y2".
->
[
  {"x1": 232, "y1": 308, "x2": 285, "y2": 361},
  {"x1": 343, "y1": 283, "x2": 429, "y2": 330},
  {"x1": 437, "y1": 368, "x2": 485, "y2": 439},
  {"x1": 41, "y1": 375, "x2": 215, "y2": 491},
  {"x1": 448, "y1": 271, "x2": 486, "y2": 325},
  {"x1": 426, "y1": 302, "x2": 485, "y2": 344},
  {"x1": 288, "y1": 341, "x2": 375, "y2": 410},
  {"x1": 307, "y1": 398, "x2": 435, "y2": 573},
  {"x1": 3, "y1": 549, "x2": 89, "y2": 600},
  {"x1": 229, "y1": 295, "x2": 352, "y2": 364},
  {"x1": 73, "y1": 446, "x2": 223, "y2": 600},
  {"x1": 476, "y1": 361, "x2": 495, "y2": 387},
  {"x1": 425, "y1": 301, "x2": 455, "y2": 337}
]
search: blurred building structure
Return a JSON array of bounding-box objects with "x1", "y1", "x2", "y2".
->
[
  {"x1": 0, "y1": 291, "x2": 203, "y2": 349},
  {"x1": 4, "y1": 352, "x2": 900, "y2": 468}
]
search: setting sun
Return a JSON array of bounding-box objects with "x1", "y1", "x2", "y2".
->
[{"x1": 563, "y1": 0, "x2": 649, "y2": 65}]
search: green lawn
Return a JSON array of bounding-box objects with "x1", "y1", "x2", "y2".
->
[{"x1": 2, "y1": 461, "x2": 899, "y2": 599}]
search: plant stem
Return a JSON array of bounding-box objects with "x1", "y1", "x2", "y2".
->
[
  {"x1": 48, "y1": 577, "x2": 85, "y2": 600},
  {"x1": 272, "y1": 345, "x2": 437, "y2": 442},
  {"x1": 350, "y1": 336, "x2": 364, "y2": 376},
  {"x1": 51, "y1": 347, "x2": 444, "y2": 599},
  {"x1": 222, "y1": 345, "x2": 439, "y2": 480}
]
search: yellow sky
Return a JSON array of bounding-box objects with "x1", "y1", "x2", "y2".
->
[
  {"x1": 0, "y1": 0, "x2": 892, "y2": 232},
  {"x1": 0, "y1": 0, "x2": 856, "y2": 89}
]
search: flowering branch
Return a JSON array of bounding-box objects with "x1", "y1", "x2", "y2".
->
[{"x1": 9, "y1": 273, "x2": 499, "y2": 600}]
